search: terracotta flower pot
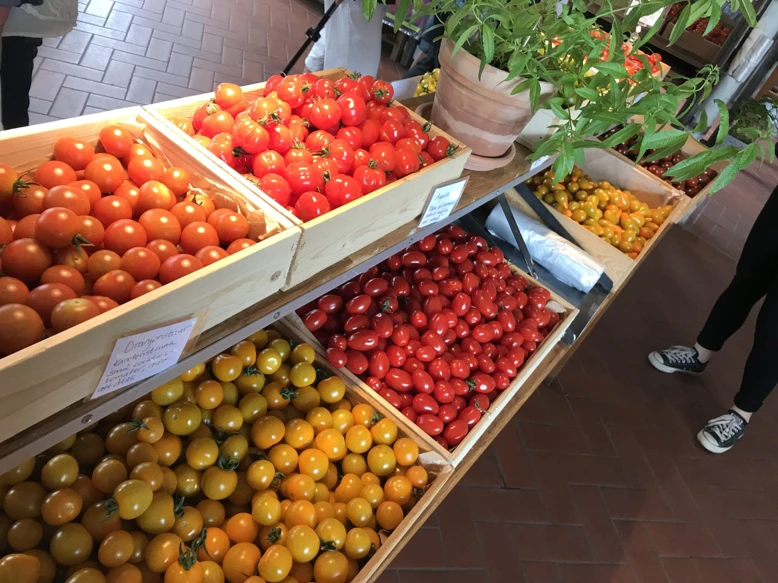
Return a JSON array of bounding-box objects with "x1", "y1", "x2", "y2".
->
[{"x1": 432, "y1": 38, "x2": 556, "y2": 158}]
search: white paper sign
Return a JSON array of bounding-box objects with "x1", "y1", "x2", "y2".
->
[
  {"x1": 418, "y1": 177, "x2": 469, "y2": 229},
  {"x1": 92, "y1": 316, "x2": 199, "y2": 399},
  {"x1": 531, "y1": 155, "x2": 550, "y2": 172}
]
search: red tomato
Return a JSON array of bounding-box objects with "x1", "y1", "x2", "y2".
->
[
  {"x1": 103, "y1": 219, "x2": 148, "y2": 256},
  {"x1": 286, "y1": 163, "x2": 324, "y2": 197},
  {"x1": 233, "y1": 118, "x2": 269, "y2": 154},
  {"x1": 379, "y1": 120, "x2": 405, "y2": 145},
  {"x1": 324, "y1": 174, "x2": 362, "y2": 209},
  {"x1": 395, "y1": 148, "x2": 421, "y2": 177},
  {"x1": 309, "y1": 98, "x2": 341, "y2": 130},
  {"x1": 304, "y1": 308, "x2": 327, "y2": 332},
  {"x1": 201, "y1": 110, "x2": 235, "y2": 138},
  {"x1": 26, "y1": 283, "x2": 76, "y2": 327},
  {"x1": 411, "y1": 369, "x2": 434, "y2": 394},
  {"x1": 345, "y1": 349, "x2": 369, "y2": 375},
  {"x1": 326, "y1": 347, "x2": 348, "y2": 368},
  {"x1": 180, "y1": 221, "x2": 219, "y2": 255},
  {"x1": 171, "y1": 200, "x2": 206, "y2": 229},
  {"x1": 371, "y1": 80, "x2": 394, "y2": 104},
  {"x1": 359, "y1": 119, "x2": 381, "y2": 148},
  {"x1": 252, "y1": 150, "x2": 285, "y2": 178},
  {"x1": 114, "y1": 181, "x2": 140, "y2": 213},
  {"x1": 353, "y1": 164, "x2": 386, "y2": 195},
  {"x1": 121, "y1": 247, "x2": 161, "y2": 280},
  {"x1": 427, "y1": 136, "x2": 457, "y2": 161},
  {"x1": 323, "y1": 139, "x2": 355, "y2": 174},
  {"x1": 130, "y1": 279, "x2": 162, "y2": 299},
  {"x1": 416, "y1": 414, "x2": 443, "y2": 436},
  {"x1": 369, "y1": 143, "x2": 396, "y2": 172},
  {"x1": 443, "y1": 419, "x2": 468, "y2": 446},
  {"x1": 54, "y1": 137, "x2": 95, "y2": 171},
  {"x1": 139, "y1": 209, "x2": 181, "y2": 244},
  {"x1": 336, "y1": 127, "x2": 363, "y2": 151},
  {"x1": 136, "y1": 181, "x2": 175, "y2": 215},
  {"x1": 294, "y1": 191, "x2": 330, "y2": 222},
  {"x1": 259, "y1": 173, "x2": 292, "y2": 207},
  {"x1": 338, "y1": 94, "x2": 367, "y2": 126},
  {"x1": 159, "y1": 254, "x2": 203, "y2": 284},
  {"x1": 84, "y1": 156, "x2": 125, "y2": 194},
  {"x1": 385, "y1": 368, "x2": 412, "y2": 392},
  {"x1": 207, "y1": 209, "x2": 249, "y2": 244},
  {"x1": 368, "y1": 350, "x2": 390, "y2": 379},
  {"x1": 127, "y1": 155, "x2": 164, "y2": 185},
  {"x1": 146, "y1": 239, "x2": 179, "y2": 264},
  {"x1": 94, "y1": 269, "x2": 136, "y2": 304},
  {"x1": 412, "y1": 393, "x2": 439, "y2": 415}
]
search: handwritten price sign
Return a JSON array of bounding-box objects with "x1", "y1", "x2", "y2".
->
[{"x1": 91, "y1": 316, "x2": 200, "y2": 399}]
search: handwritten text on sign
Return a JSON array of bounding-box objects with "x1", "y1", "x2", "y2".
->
[
  {"x1": 418, "y1": 177, "x2": 469, "y2": 229},
  {"x1": 92, "y1": 317, "x2": 199, "y2": 399}
]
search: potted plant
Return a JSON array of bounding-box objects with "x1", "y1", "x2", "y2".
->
[
  {"x1": 362, "y1": 0, "x2": 766, "y2": 192},
  {"x1": 729, "y1": 96, "x2": 778, "y2": 146}
]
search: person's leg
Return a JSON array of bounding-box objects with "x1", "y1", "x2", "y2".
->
[
  {"x1": 1, "y1": 36, "x2": 42, "y2": 130},
  {"x1": 648, "y1": 185, "x2": 778, "y2": 374},
  {"x1": 696, "y1": 272, "x2": 778, "y2": 453},
  {"x1": 696, "y1": 185, "x2": 778, "y2": 351}
]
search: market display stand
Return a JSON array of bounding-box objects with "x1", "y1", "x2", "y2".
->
[{"x1": 0, "y1": 91, "x2": 708, "y2": 583}]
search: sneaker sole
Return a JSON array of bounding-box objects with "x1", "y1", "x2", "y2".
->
[
  {"x1": 697, "y1": 429, "x2": 734, "y2": 454},
  {"x1": 647, "y1": 352, "x2": 703, "y2": 375}
]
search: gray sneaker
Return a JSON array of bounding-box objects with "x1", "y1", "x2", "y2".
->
[
  {"x1": 648, "y1": 346, "x2": 707, "y2": 375},
  {"x1": 698, "y1": 410, "x2": 747, "y2": 454}
]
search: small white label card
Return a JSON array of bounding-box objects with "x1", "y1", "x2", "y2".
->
[
  {"x1": 530, "y1": 155, "x2": 551, "y2": 172},
  {"x1": 418, "y1": 177, "x2": 469, "y2": 229},
  {"x1": 91, "y1": 316, "x2": 200, "y2": 399}
]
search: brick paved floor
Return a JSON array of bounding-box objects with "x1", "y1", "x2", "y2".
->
[
  {"x1": 15, "y1": 0, "x2": 778, "y2": 580},
  {"x1": 24, "y1": 0, "x2": 404, "y2": 124}
]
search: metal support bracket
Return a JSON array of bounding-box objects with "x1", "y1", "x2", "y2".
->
[{"x1": 497, "y1": 192, "x2": 538, "y2": 279}]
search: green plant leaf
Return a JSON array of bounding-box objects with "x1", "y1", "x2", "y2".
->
[
  {"x1": 362, "y1": 0, "x2": 376, "y2": 22},
  {"x1": 704, "y1": 0, "x2": 722, "y2": 35},
  {"x1": 664, "y1": 145, "x2": 738, "y2": 180},
  {"x1": 669, "y1": 3, "x2": 692, "y2": 44},
  {"x1": 740, "y1": 0, "x2": 757, "y2": 27},
  {"x1": 452, "y1": 24, "x2": 479, "y2": 58},
  {"x1": 641, "y1": 129, "x2": 688, "y2": 152},
  {"x1": 505, "y1": 51, "x2": 531, "y2": 82},
  {"x1": 592, "y1": 61, "x2": 629, "y2": 78},
  {"x1": 715, "y1": 99, "x2": 729, "y2": 146},
  {"x1": 481, "y1": 24, "x2": 495, "y2": 65},
  {"x1": 709, "y1": 143, "x2": 758, "y2": 193},
  {"x1": 693, "y1": 109, "x2": 709, "y2": 134},
  {"x1": 529, "y1": 79, "x2": 540, "y2": 113},
  {"x1": 548, "y1": 100, "x2": 568, "y2": 120},
  {"x1": 601, "y1": 123, "x2": 642, "y2": 148},
  {"x1": 574, "y1": 87, "x2": 599, "y2": 101}
]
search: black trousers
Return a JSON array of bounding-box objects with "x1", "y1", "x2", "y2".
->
[
  {"x1": 1, "y1": 36, "x2": 42, "y2": 130},
  {"x1": 697, "y1": 185, "x2": 778, "y2": 412}
]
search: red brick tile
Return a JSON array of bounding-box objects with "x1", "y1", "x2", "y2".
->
[
  {"x1": 568, "y1": 396, "x2": 616, "y2": 456},
  {"x1": 662, "y1": 558, "x2": 700, "y2": 583},
  {"x1": 476, "y1": 522, "x2": 524, "y2": 583},
  {"x1": 391, "y1": 527, "x2": 446, "y2": 570},
  {"x1": 461, "y1": 455, "x2": 504, "y2": 487},
  {"x1": 693, "y1": 558, "x2": 766, "y2": 583},
  {"x1": 688, "y1": 486, "x2": 778, "y2": 520},
  {"x1": 644, "y1": 455, "x2": 701, "y2": 522},
  {"x1": 570, "y1": 485, "x2": 624, "y2": 563},
  {"x1": 604, "y1": 424, "x2": 657, "y2": 488},
  {"x1": 601, "y1": 487, "x2": 675, "y2": 521},
  {"x1": 465, "y1": 488, "x2": 546, "y2": 523},
  {"x1": 643, "y1": 522, "x2": 721, "y2": 558},
  {"x1": 538, "y1": 485, "x2": 580, "y2": 524},
  {"x1": 557, "y1": 564, "x2": 638, "y2": 583},
  {"x1": 375, "y1": 571, "x2": 398, "y2": 583},
  {"x1": 396, "y1": 571, "x2": 489, "y2": 583},
  {"x1": 530, "y1": 451, "x2": 629, "y2": 487},
  {"x1": 520, "y1": 422, "x2": 592, "y2": 454},
  {"x1": 492, "y1": 423, "x2": 536, "y2": 489},
  {"x1": 510, "y1": 524, "x2": 592, "y2": 562},
  {"x1": 615, "y1": 521, "x2": 669, "y2": 583},
  {"x1": 522, "y1": 562, "x2": 561, "y2": 583},
  {"x1": 434, "y1": 486, "x2": 484, "y2": 570},
  {"x1": 676, "y1": 457, "x2": 765, "y2": 491}
]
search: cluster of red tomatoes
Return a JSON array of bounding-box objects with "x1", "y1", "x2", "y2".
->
[
  {"x1": 0, "y1": 126, "x2": 257, "y2": 357},
  {"x1": 298, "y1": 225, "x2": 559, "y2": 450},
  {"x1": 168, "y1": 75, "x2": 458, "y2": 222}
]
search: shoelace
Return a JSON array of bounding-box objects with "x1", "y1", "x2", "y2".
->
[
  {"x1": 663, "y1": 347, "x2": 698, "y2": 365},
  {"x1": 707, "y1": 413, "x2": 744, "y2": 442}
]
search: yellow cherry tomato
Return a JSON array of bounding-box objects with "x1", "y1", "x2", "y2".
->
[
  {"x1": 305, "y1": 407, "x2": 332, "y2": 433},
  {"x1": 268, "y1": 444, "x2": 298, "y2": 475},
  {"x1": 314, "y1": 429, "x2": 346, "y2": 461},
  {"x1": 289, "y1": 343, "x2": 315, "y2": 365},
  {"x1": 316, "y1": 377, "x2": 345, "y2": 404},
  {"x1": 297, "y1": 449, "x2": 329, "y2": 481},
  {"x1": 151, "y1": 379, "x2": 184, "y2": 406},
  {"x1": 367, "y1": 445, "x2": 396, "y2": 477},
  {"x1": 230, "y1": 340, "x2": 257, "y2": 367},
  {"x1": 267, "y1": 338, "x2": 290, "y2": 361},
  {"x1": 251, "y1": 416, "x2": 285, "y2": 450},
  {"x1": 370, "y1": 418, "x2": 397, "y2": 445},
  {"x1": 344, "y1": 426, "x2": 371, "y2": 454},
  {"x1": 195, "y1": 380, "x2": 224, "y2": 410},
  {"x1": 179, "y1": 363, "x2": 206, "y2": 383},
  {"x1": 392, "y1": 438, "x2": 419, "y2": 466},
  {"x1": 284, "y1": 419, "x2": 314, "y2": 449},
  {"x1": 256, "y1": 348, "x2": 282, "y2": 375}
]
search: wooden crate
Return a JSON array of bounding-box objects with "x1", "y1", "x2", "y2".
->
[
  {"x1": 143, "y1": 68, "x2": 471, "y2": 289},
  {"x1": 283, "y1": 266, "x2": 577, "y2": 467},
  {"x1": 513, "y1": 148, "x2": 686, "y2": 290},
  {"x1": 0, "y1": 108, "x2": 302, "y2": 445},
  {"x1": 272, "y1": 319, "x2": 454, "y2": 582}
]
